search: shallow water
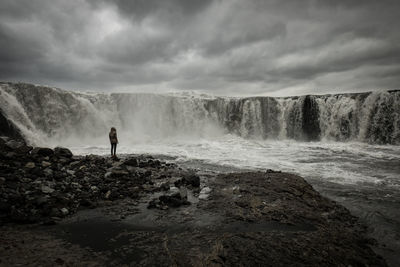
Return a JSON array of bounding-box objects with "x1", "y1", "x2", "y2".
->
[{"x1": 70, "y1": 135, "x2": 400, "y2": 266}]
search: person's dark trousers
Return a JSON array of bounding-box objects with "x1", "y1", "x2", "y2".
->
[{"x1": 111, "y1": 143, "x2": 117, "y2": 156}]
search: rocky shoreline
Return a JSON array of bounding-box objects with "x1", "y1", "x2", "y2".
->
[{"x1": 0, "y1": 137, "x2": 387, "y2": 266}]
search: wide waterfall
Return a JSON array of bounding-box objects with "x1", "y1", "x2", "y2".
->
[{"x1": 0, "y1": 82, "x2": 399, "y2": 146}]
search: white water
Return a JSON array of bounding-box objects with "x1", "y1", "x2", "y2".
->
[{"x1": 70, "y1": 135, "x2": 400, "y2": 187}]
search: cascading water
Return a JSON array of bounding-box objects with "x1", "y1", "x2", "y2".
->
[
  {"x1": 1, "y1": 82, "x2": 398, "y2": 145},
  {"x1": 1, "y1": 82, "x2": 400, "y2": 266}
]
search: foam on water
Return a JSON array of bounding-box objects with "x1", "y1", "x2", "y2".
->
[{"x1": 70, "y1": 135, "x2": 400, "y2": 187}]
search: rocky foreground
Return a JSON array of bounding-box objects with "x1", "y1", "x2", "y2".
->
[{"x1": 0, "y1": 137, "x2": 386, "y2": 266}]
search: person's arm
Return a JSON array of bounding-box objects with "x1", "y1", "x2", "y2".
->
[{"x1": 116, "y1": 133, "x2": 119, "y2": 144}]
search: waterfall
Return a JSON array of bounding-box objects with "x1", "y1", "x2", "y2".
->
[{"x1": 0, "y1": 82, "x2": 399, "y2": 146}]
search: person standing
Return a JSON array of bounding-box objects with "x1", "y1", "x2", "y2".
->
[{"x1": 109, "y1": 127, "x2": 118, "y2": 158}]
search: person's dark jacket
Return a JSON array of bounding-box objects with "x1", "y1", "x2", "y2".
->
[{"x1": 109, "y1": 131, "x2": 118, "y2": 144}]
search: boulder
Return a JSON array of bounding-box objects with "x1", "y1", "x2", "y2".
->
[
  {"x1": 41, "y1": 185, "x2": 55, "y2": 194},
  {"x1": 15, "y1": 145, "x2": 33, "y2": 154},
  {"x1": 199, "y1": 187, "x2": 212, "y2": 200},
  {"x1": 0, "y1": 111, "x2": 24, "y2": 140},
  {"x1": 158, "y1": 182, "x2": 170, "y2": 191},
  {"x1": 60, "y1": 208, "x2": 69, "y2": 216},
  {"x1": 54, "y1": 147, "x2": 73, "y2": 158},
  {"x1": 31, "y1": 147, "x2": 54, "y2": 157},
  {"x1": 123, "y1": 158, "x2": 138, "y2": 167},
  {"x1": 159, "y1": 192, "x2": 190, "y2": 207},
  {"x1": 42, "y1": 161, "x2": 51, "y2": 168},
  {"x1": 148, "y1": 192, "x2": 191, "y2": 209},
  {"x1": 5, "y1": 152, "x2": 17, "y2": 159},
  {"x1": 25, "y1": 162, "x2": 36, "y2": 169},
  {"x1": 175, "y1": 173, "x2": 200, "y2": 188},
  {"x1": 5, "y1": 139, "x2": 23, "y2": 149}
]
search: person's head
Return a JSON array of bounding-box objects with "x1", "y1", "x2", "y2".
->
[{"x1": 111, "y1": 127, "x2": 116, "y2": 132}]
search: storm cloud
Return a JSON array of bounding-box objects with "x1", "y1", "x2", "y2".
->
[{"x1": 0, "y1": 0, "x2": 399, "y2": 96}]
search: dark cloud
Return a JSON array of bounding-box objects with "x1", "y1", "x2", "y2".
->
[{"x1": 0, "y1": 0, "x2": 399, "y2": 96}]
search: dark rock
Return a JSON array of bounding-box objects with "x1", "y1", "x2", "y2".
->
[
  {"x1": 35, "y1": 196, "x2": 49, "y2": 206},
  {"x1": 25, "y1": 162, "x2": 35, "y2": 169},
  {"x1": 107, "y1": 169, "x2": 129, "y2": 178},
  {"x1": 159, "y1": 182, "x2": 170, "y2": 191},
  {"x1": 123, "y1": 158, "x2": 138, "y2": 167},
  {"x1": 54, "y1": 258, "x2": 65, "y2": 265},
  {"x1": 266, "y1": 169, "x2": 281, "y2": 173},
  {"x1": 5, "y1": 139, "x2": 25, "y2": 150},
  {"x1": 175, "y1": 173, "x2": 200, "y2": 188},
  {"x1": 0, "y1": 202, "x2": 11, "y2": 212},
  {"x1": 0, "y1": 139, "x2": 195, "y2": 225},
  {"x1": 5, "y1": 152, "x2": 17, "y2": 159},
  {"x1": 15, "y1": 145, "x2": 33, "y2": 154},
  {"x1": 159, "y1": 193, "x2": 190, "y2": 207},
  {"x1": 54, "y1": 147, "x2": 73, "y2": 158},
  {"x1": 0, "y1": 111, "x2": 24, "y2": 140},
  {"x1": 31, "y1": 147, "x2": 54, "y2": 157},
  {"x1": 148, "y1": 192, "x2": 190, "y2": 209},
  {"x1": 79, "y1": 199, "x2": 95, "y2": 208}
]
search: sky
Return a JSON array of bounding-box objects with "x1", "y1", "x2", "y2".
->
[{"x1": 0, "y1": 0, "x2": 399, "y2": 96}]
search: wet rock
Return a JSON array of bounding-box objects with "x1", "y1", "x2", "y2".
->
[
  {"x1": 35, "y1": 196, "x2": 49, "y2": 206},
  {"x1": 108, "y1": 169, "x2": 129, "y2": 178},
  {"x1": 54, "y1": 147, "x2": 73, "y2": 158},
  {"x1": 54, "y1": 258, "x2": 65, "y2": 265},
  {"x1": 79, "y1": 199, "x2": 95, "y2": 208},
  {"x1": 148, "y1": 192, "x2": 191, "y2": 209},
  {"x1": 175, "y1": 173, "x2": 200, "y2": 188},
  {"x1": 43, "y1": 168, "x2": 53, "y2": 177},
  {"x1": 90, "y1": 186, "x2": 98, "y2": 192},
  {"x1": 158, "y1": 182, "x2": 170, "y2": 191},
  {"x1": 60, "y1": 208, "x2": 69, "y2": 216},
  {"x1": 123, "y1": 158, "x2": 138, "y2": 167},
  {"x1": 41, "y1": 185, "x2": 55, "y2": 194},
  {"x1": 179, "y1": 187, "x2": 188, "y2": 199},
  {"x1": 104, "y1": 172, "x2": 112, "y2": 179},
  {"x1": 159, "y1": 193, "x2": 190, "y2": 207},
  {"x1": 15, "y1": 145, "x2": 33, "y2": 154},
  {"x1": 5, "y1": 139, "x2": 24, "y2": 150},
  {"x1": 0, "y1": 141, "x2": 198, "y2": 224},
  {"x1": 199, "y1": 187, "x2": 212, "y2": 200},
  {"x1": 31, "y1": 147, "x2": 54, "y2": 157},
  {"x1": 5, "y1": 152, "x2": 17, "y2": 159},
  {"x1": 42, "y1": 161, "x2": 51, "y2": 168},
  {"x1": 25, "y1": 162, "x2": 35, "y2": 169},
  {"x1": 0, "y1": 202, "x2": 11, "y2": 212}
]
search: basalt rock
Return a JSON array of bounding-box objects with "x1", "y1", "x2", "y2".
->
[
  {"x1": 174, "y1": 173, "x2": 200, "y2": 188},
  {"x1": 0, "y1": 140, "x2": 198, "y2": 224},
  {"x1": 0, "y1": 111, "x2": 24, "y2": 140},
  {"x1": 148, "y1": 192, "x2": 190, "y2": 209},
  {"x1": 54, "y1": 147, "x2": 73, "y2": 158},
  {"x1": 31, "y1": 147, "x2": 54, "y2": 157},
  {"x1": 122, "y1": 158, "x2": 138, "y2": 167}
]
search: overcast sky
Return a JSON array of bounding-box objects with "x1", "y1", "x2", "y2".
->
[{"x1": 0, "y1": 0, "x2": 399, "y2": 96}]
